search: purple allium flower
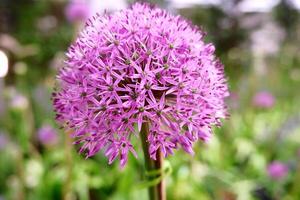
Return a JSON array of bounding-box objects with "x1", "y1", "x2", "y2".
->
[
  {"x1": 65, "y1": 0, "x2": 89, "y2": 23},
  {"x1": 267, "y1": 161, "x2": 288, "y2": 180},
  {"x1": 37, "y1": 125, "x2": 58, "y2": 146},
  {"x1": 252, "y1": 91, "x2": 275, "y2": 108},
  {"x1": 53, "y1": 3, "x2": 229, "y2": 167}
]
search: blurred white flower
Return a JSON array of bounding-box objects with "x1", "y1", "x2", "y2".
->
[
  {"x1": 88, "y1": 0, "x2": 127, "y2": 16},
  {"x1": 0, "y1": 34, "x2": 38, "y2": 58},
  {"x1": 251, "y1": 21, "x2": 285, "y2": 56},
  {"x1": 7, "y1": 87, "x2": 29, "y2": 110},
  {"x1": 170, "y1": 0, "x2": 221, "y2": 8},
  {"x1": 0, "y1": 50, "x2": 9, "y2": 78},
  {"x1": 25, "y1": 159, "x2": 44, "y2": 188},
  {"x1": 11, "y1": 94, "x2": 29, "y2": 110},
  {"x1": 237, "y1": 0, "x2": 280, "y2": 13},
  {"x1": 36, "y1": 15, "x2": 58, "y2": 33},
  {"x1": 289, "y1": 0, "x2": 300, "y2": 10},
  {"x1": 0, "y1": 34, "x2": 20, "y2": 54},
  {"x1": 251, "y1": 20, "x2": 285, "y2": 75}
]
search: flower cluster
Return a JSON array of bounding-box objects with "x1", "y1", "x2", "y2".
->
[{"x1": 53, "y1": 3, "x2": 229, "y2": 167}]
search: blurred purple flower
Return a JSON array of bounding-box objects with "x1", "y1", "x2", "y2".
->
[
  {"x1": 65, "y1": 0, "x2": 89, "y2": 23},
  {"x1": 0, "y1": 133, "x2": 8, "y2": 150},
  {"x1": 267, "y1": 161, "x2": 288, "y2": 180},
  {"x1": 252, "y1": 91, "x2": 275, "y2": 108},
  {"x1": 38, "y1": 125, "x2": 58, "y2": 146},
  {"x1": 53, "y1": 3, "x2": 229, "y2": 167}
]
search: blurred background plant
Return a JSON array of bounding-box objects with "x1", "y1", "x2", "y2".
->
[{"x1": 0, "y1": 0, "x2": 300, "y2": 199}]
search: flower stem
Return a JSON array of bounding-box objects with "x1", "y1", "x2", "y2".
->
[
  {"x1": 63, "y1": 131, "x2": 73, "y2": 200},
  {"x1": 140, "y1": 122, "x2": 166, "y2": 200}
]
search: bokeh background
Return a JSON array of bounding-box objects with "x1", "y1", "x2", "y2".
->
[{"x1": 1, "y1": 0, "x2": 300, "y2": 199}]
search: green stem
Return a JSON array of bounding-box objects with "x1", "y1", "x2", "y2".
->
[
  {"x1": 63, "y1": 131, "x2": 73, "y2": 200},
  {"x1": 140, "y1": 122, "x2": 165, "y2": 200}
]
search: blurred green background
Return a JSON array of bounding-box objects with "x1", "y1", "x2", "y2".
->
[{"x1": 0, "y1": 0, "x2": 300, "y2": 199}]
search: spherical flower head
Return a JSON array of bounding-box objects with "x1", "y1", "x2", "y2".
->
[
  {"x1": 53, "y1": 3, "x2": 229, "y2": 167},
  {"x1": 252, "y1": 91, "x2": 275, "y2": 109},
  {"x1": 65, "y1": 0, "x2": 89, "y2": 23},
  {"x1": 38, "y1": 125, "x2": 58, "y2": 146},
  {"x1": 267, "y1": 161, "x2": 288, "y2": 180}
]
